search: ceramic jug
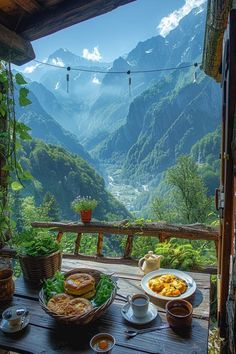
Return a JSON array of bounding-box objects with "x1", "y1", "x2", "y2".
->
[{"x1": 138, "y1": 251, "x2": 163, "y2": 274}]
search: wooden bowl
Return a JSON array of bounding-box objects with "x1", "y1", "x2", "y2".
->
[{"x1": 166, "y1": 299, "x2": 193, "y2": 328}]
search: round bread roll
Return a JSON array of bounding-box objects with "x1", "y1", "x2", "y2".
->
[
  {"x1": 47, "y1": 293, "x2": 72, "y2": 315},
  {"x1": 64, "y1": 298, "x2": 92, "y2": 316},
  {"x1": 64, "y1": 273, "x2": 95, "y2": 296},
  {"x1": 82, "y1": 288, "x2": 96, "y2": 299}
]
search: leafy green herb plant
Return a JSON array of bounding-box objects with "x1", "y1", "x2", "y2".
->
[
  {"x1": 71, "y1": 196, "x2": 98, "y2": 212},
  {"x1": 16, "y1": 230, "x2": 61, "y2": 257},
  {"x1": 92, "y1": 274, "x2": 115, "y2": 307},
  {"x1": 43, "y1": 271, "x2": 65, "y2": 301}
]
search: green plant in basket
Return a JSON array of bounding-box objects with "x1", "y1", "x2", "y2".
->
[
  {"x1": 16, "y1": 230, "x2": 61, "y2": 257},
  {"x1": 14, "y1": 229, "x2": 62, "y2": 283},
  {"x1": 71, "y1": 196, "x2": 98, "y2": 212}
]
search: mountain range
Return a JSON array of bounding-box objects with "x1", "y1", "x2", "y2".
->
[{"x1": 16, "y1": 2, "x2": 221, "y2": 214}]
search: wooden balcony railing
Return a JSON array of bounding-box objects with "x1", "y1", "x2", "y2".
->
[{"x1": 31, "y1": 220, "x2": 219, "y2": 273}]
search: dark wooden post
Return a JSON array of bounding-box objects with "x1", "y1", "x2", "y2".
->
[
  {"x1": 96, "y1": 233, "x2": 103, "y2": 257},
  {"x1": 219, "y1": 10, "x2": 236, "y2": 338},
  {"x1": 74, "y1": 233, "x2": 82, "y2": 255},
  {"x1": 124, "y1": 235, "x2": 133, "y2": 259}
]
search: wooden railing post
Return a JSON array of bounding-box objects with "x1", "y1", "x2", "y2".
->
[
  {"x1": 96, "y1": 233, "x2": 103, "y2": 257},
  {"x1": 124, "y1": 235, "x2": 133, "y2": 259},
  {"x1": 56, "y1": 231, "x2": 63, "y2": 243},
  {"x1": 74, "y1": 233, "x2": 82, "y2": 255}
]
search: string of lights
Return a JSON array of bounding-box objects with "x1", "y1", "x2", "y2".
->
[{"x1": 33, "y1": 59, "x2": 201, "y2": 75}]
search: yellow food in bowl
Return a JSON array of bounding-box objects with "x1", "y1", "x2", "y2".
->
[{"x1": 148, "y1": 274, "x2": 187, "y2": 297}]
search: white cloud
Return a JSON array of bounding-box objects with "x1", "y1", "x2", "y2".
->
[
  {"x1": 157, "y1": 0, "x2": 206, "y2": 37},
  {"x1": 51, "y1": 57, "x2": 65, "y2": 67},
  {"x1": 23, "y1": 63, "x2": 40, "y2": 73},
  {"x1": 92, "y1": 75, "x2": 101, "y2": 85},
  {"x1": 82, "y1": 46, "x2": 102, "y2": 61}
]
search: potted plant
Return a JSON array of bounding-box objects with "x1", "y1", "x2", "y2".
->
[
  {"x1": 71, "y1": 196, "x2": 98, "y2": 223},
  {"x1": 16, "y1": 230, "x2": 62, "y2": 283}
]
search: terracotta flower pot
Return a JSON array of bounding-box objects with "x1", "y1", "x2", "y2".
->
[
  {"x1": 80, "y1": 210, "x2": 92, "y2": 223},
  {"x1": 0, "y1": 268, "x2": 15, "y2": 301}
]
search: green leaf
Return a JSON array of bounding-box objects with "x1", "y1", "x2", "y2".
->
[
  {"x1": 15, "y1": 73, "x2": 27, "y2": 85},
  {"x1": 11, "y1": 181, "x2": 23, "y2": 191},
  {"x1": 19, "y1": 87, "x2": 32, "y2": 107}
]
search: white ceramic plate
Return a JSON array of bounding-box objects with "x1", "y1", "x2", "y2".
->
[
  {"x1": 121, "y1": 302, "x2": 158, "y2": 325},
  {"x1": 141, "y1": 269, "x2": 196, "y2": 301}
]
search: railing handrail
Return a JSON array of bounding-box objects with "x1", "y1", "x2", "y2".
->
[{"x1": 31, "y1": 220, "x2": 219, "y2": 241}]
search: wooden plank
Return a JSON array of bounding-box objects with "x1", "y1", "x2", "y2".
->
[
  {"x1": 0, "y1": 23, "x2": 35, "y2": 65},
  {"x1": 62, "y1": 253, "x2": 217, "y2": 274},
  {"x1": 32, "y1": 221, "x2": 219, "y2": 241},
  {"x1": 0, "y1": 294, "x2": 209, "y2": 354},
  {"x1": 13, "y1": 0, "x2": 41, "y2": 13},
  {"x1": 18, "y1": 0, "x2": 136, "y2": 41}
]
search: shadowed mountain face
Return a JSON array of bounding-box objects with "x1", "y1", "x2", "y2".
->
[{"x1": 19, "y1": 3, "x2": 220, "y2": 189}]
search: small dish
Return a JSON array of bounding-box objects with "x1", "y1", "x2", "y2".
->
[
  {"x1": 121, "y1": 302, "x2": 158, "y2": 325},
  {"x1": 90, "y1": 333, "x2": 115, "y2": 353},
  {"x1": 0, "y1": 309, "x2": 30, "y2": 333},
  {"x1": 166, "y1": 299, "x2": 192, "y2": 328}
]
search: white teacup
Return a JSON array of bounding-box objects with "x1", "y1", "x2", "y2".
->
[
  {"x1": 2, "y1": 306, "x2": 28, "y2": 329},
  {"x1": 127, "y1": 294, "x2": 149, "y2": 318}
]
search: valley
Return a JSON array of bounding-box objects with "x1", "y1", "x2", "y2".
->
[{"x1": 15, "y1": 2, "x2": 220, "y2": 221}]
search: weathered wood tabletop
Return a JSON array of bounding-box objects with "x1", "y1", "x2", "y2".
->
[{"x1": 0, "y1": 259, "x2": 210, "y2": 354}]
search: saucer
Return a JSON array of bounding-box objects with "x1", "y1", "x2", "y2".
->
[
  {"x1": 121, "y1": 302, "x2": 158, "y2": 325},
  {"x1": 0, "y1": 312, "x2": 30, "y2": 333}
]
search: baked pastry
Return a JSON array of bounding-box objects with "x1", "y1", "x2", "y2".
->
[
  {"x1": 64, "y1": 298, "x2": 92, "y2": 316},
  {"x1": 47, "y1": 293, "x2": 72, "y2": 315},
  {"x1": 64, "y1": 273, "x2": 95, "y2": 296}
]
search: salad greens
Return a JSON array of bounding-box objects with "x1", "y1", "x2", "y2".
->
[
  {"x1": 43, "y1": 271, "x2": 65, "y2": 301},
  {"x1": 92, "y1": 274, "x2": 115, "y2": 307}
]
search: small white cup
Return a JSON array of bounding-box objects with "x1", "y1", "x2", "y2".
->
[
  {"x1": 127, "y1": 294, "x2": 149, "y2": 318},
  {"x1": 2, "y1": 307, "x2": 27, "y2": 329}
]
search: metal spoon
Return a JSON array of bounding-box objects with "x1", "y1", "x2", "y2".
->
[{"x1": 124, "y1": 323, "x2": 169, "y2": 338}]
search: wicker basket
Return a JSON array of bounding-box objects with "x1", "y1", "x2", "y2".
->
[
  {"x1": 19, "y1": 250, "x2": 62, "y2": 283},
  {"x1": 39, "y1": 268, "x2": 117, "y2": 325}
]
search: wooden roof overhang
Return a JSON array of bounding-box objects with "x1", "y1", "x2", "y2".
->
[
  {"x1": 0, "y1": 0, "x2": 136, "y2": 66},
  {"x1": 202, "y1": 0, "x2": 232, "y2": 82}
]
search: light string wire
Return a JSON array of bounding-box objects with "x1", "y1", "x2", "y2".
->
[{"x1": 33, "y1": 59, "x2": 201, "y2": 75}]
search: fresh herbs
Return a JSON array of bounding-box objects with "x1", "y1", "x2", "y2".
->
[
  {"x1": 16, "y1": 230, "x2": 61, "y2": 257},
  {"x1": 71, "y1": 196, "x2": 98, "y2": 212},
  {"x1": 43, "y1": 271, "x2": 65, "y2": 301},
  {"x1": 93, "y1": 274, "x2": 115, "y2": 307}
]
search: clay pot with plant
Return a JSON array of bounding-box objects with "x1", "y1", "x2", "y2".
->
[{"x1": 71, "y1": 196, "x2": 98, "y2": 223}]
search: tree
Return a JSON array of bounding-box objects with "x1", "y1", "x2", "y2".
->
[
  {"x1": 165, "y1": 155, "x2": 211, "y2": 224},
  {"x1": 10, "y1": 191, "x2": 23, "y2": 232},
  {"x1": 41, "y1": 192, "x2": 60, "y2": 221}
]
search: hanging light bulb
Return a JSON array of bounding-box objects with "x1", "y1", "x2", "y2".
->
[
  {"x1": 66, "y1": 66, "x2": 71, "y2": 93},
  {"x1": 127, "y1": 70, "x2": 131, "y2": 97},
  {"x1": 193, "y1": 63, "x2": 198, "y2": 83}
]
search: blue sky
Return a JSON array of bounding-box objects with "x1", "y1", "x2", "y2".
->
[{"x1": 24, "y1": 0, "x2": 206, "y2": 71}]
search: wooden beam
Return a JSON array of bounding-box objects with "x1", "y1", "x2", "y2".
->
[
  {"x1": 0, "y1": 23, "x2": 35, "y2": 65},
  {"x1": 13, "y1": 0, "x2": 41, "y2": 13},
  {"x1": 19, "y1": 0, "x2": 136, "y2": 41},
  {"x1": 31, "y1": 221, "x2": 219, "y2": 241}
]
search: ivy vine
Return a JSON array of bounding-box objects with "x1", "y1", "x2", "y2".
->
[{"x1": 0, "y1": 61, "x2": 32, "y2": 244}]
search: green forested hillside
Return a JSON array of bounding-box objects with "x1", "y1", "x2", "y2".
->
[
  {"x1": 191, "y1": 127, "x2": 220, "y2": 195},
  {"x1": 20, "y1": 139, "x2": 130, "y2": 220},
  {"x1": 98, "y1": 69, "x2": 221, "y2": 183}
]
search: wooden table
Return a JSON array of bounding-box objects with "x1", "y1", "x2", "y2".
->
[{"x1": 0, "y1": 260, "x2": 210, "y2": 354}]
